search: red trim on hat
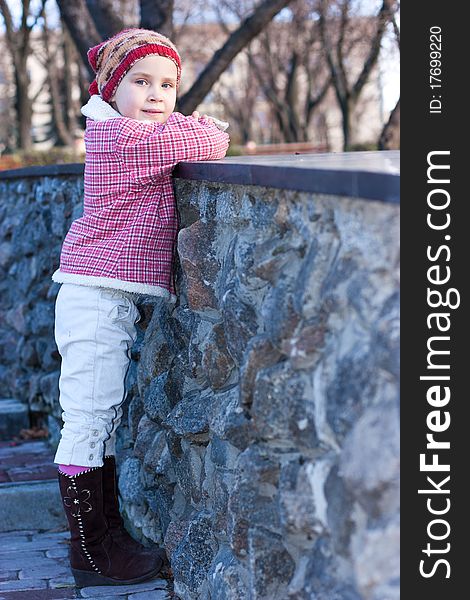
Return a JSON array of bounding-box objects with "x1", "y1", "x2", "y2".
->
[
  {"x1": 87, "y1": 43, "x2": 104, "y2": 72},
  {"x1": 101, "y1": 44, "x2": 182, "y2": 101},
  {"x1": 88, "y1": 80, "x2": 99, "y2": 96}
]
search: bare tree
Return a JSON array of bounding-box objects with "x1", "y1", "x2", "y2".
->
[
  {"x1": 38, "y1": 9, "x2": 74, "y2": 145},
  {"x1": 378, "y1": 2, "x2": 399, "y2": 149},
  {"x1": 62, "y1": 25, "x2": 81, "y2": 133},
  {"x1": 0, "y1": 35, "x2": 15, "y2": 153},
  {"x1": 250, "y1": 1, "x2": 331, "y2": 143},
  {"x1": 319, "y1": 0, "x2": 395, "y2": 150},
  {"x1": 0, "y1": 0, "x2": 46, "y2": 149},
  {"x1": 378, "y1": 98, "x2": 399, "y2": 149},
  {"x1": 178, "y1": 0, "x2": 293, "y2": 114},
  {"x1": 211, "y1": 48, "x2": 259, "y2": 144},
  {"x1": 209, "y1": 0, "x2": 331, "y2": 144}
]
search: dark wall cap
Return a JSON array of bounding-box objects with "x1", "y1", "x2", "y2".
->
[
  {"x1": 0, "y1": 151, "x2": 399, "y2": 204},
  {"x1": 174, "y1": 151, "x2": 399, "y2": 204},
  {"x1": 0, "y1": 163, "x2": 84, "y2": 179}
]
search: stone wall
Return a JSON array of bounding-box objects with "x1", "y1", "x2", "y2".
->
[
  {"x1": 0, "y1": 161, "x2": 399, "y2": 600},
  {"x1": 0, "y1": 170, "x2": 83, "y2": 441}
]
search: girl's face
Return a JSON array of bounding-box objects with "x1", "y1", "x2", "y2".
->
[{"x1": 111, "y1": 55, "x2": 178, "y2": 123}]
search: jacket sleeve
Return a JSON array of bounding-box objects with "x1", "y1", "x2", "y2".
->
[{"x1": 115, "y1": 112, "x2": 230, "y2": 183}]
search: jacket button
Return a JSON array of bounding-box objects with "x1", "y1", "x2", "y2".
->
[
  {"x1": 90, "y1": 442, "x2": 95, "y2": 448},
  {"x1": 89, "y1": 454, "x2": 94, "y2": 461}
]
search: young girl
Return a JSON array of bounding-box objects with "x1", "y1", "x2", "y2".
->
[{"x1": 52, "y1": 28, "x2": 229, "y2": 587}]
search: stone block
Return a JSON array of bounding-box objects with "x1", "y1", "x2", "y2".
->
[
  {"x1": 119, "y1": 458, "x2": 144, "y2": 505},
  {"x1": 163, "y1": 391, "x2": 212, "y2": 437},
  {"x1": 340, "y1": 401, "x2": 400, "y2": 518},
  {"x1": 221, "y1": 287, "x2": 258, "y2": 366},
  {"x1": 251, "y1": 363, "x2": 317, "y2": 448},
  {"x1": 207, "y1": 547, "x2": 249, "y2": 600},
  {"x1": 208, "y1": 387, "x2": 253, "y2": 451},
  {"x1": 248, "y1": 527, "x2": 295, "y2": 599},
  {"x1": 171, "y1": 511, "x2": 216, "y2": 597},
  {"x1": 0, "y1": 399, "x2": 29, "y2": 440},
  {"x1": 200, "y1": 323, "x2": 236, "y2": 390},
  {"x1": 143, "y1": 373, "x2": 172, "y2": 425},
  {"x1": 0, "y1": 480, "x2": 66, "y2": 532},
  {"x1": 228, "y1": 446, "x2": 281, "y2": 559},
  {"x1": 177, "y1": 219, "x2": 219, "y2": 311}
]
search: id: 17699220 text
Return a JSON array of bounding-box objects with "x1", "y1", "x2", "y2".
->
[{"x1": 429, "y1": 25, "x2": 443, "y2": 114}]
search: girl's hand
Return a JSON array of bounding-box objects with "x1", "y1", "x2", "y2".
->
[
  {"x1": 190, "y1": 111, "x2": 229, "y2": 131},
  {"x1": 191, "y1": 111, "x2": 213, "y2": 124}
]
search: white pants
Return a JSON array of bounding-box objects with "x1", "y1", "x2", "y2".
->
[{"x1": 54, "y1": 283, "x2": 141, "y2": 467}]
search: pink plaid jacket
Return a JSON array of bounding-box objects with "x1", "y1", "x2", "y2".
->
[{"x1": 52, "y1": 105, "x2": 229, "y2": 301}]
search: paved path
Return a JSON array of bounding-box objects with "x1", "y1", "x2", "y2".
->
[{"x1": 0, "y1": 438, "x2": 178, "y2": 599}]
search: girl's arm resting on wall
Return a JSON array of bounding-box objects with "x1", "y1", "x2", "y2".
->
[{"x1": 115, "y1": 112, "x2": 229, "y2": 181}]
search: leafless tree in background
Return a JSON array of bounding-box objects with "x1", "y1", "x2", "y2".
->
[
  {"x1": 0, "y1": 0, "x2": 399, "y2": 152},
  {"x1": 40, "y1": 8, "x2": 75, "y2": 146},
  {"x1": 0, "y1": 0, "x2": 46, "y2": 149},
  {"x1": 54, "y1": 0, "x2": 101, "y2": 79},
  {"x1": 319, "y1": 0, "x2": 395, "y2": 150},
  {"x1": 209, "y1": 0, "x2": 331, "y2": 144},
  {"x1": 210, "y1": 0, "x2": 397, "y2": 147},
  {"x1": 248, "y1": 1, "x2": 331, "y2": 143},
  {"x1": 378, "y1": 0, "x2": 399, "y2": 149},
  {"x1": 0, "y1": 35, "x2": 15, "y2": 152},
  {"x1": 55, "y1": 0, "x2": 294, "y2": 115}
]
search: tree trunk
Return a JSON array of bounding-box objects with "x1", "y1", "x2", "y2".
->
[
  {"x1": 140, "y1": 0, "x2": 174, "y2": 38},
  {"x1": 62, "y1": 26, "x2": 77, "y2": 132},
  {"x1": 14, "y1": 67, "x2": 32, "y2": 150},
  {"x1": 0, "y1": 0, "x2": 36, "y2": 150},
  {"x1": 378, "y1": 98, "x2": 400, "y2": 150},
  {"x1": 85, "y1": 0, "x2": 125, "y2": 38},
  {"x1": 320, "y1": 0, "x2": 394, "y2": 152},
  {"x1": 42, "y1": 12, "x2": 74, "y2": 147},
  {"x1": 55, "y1": 0, "x2": 101, "y2": 79},
  {"x1": 340, "y1": 98, "x2": 351, "y2": 151}
]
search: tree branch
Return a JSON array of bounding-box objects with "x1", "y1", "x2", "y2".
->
[
  {"x1": 391, "y1": 10, "x2": 400, "y2": 50},
  {"x1": 352, "y1": 0, "x2": 393, "y2": 100},
  {"x1": 306, "y1": 75, "x2": 331, "y2": 123},
  {"x1": 55, "y1": 0, "x2": 101, "y2": 78},
  {"x1": 319, "y1": 0, "x2": 347, "y2": 103},
  {"x1": 85, "y1": 0, "x2": 125, "y2": 38},
  {"x1": 177, "y1": 0, "x2": 293, "y2": 114},
  {"x1": 0, "y1": 0, "x2": 17, "y2": 56},
  {"x1": 336, "y1": 0, "x2": 350, "y2": 94},
  {"x1": 140, "y1": 0, "x2": 174, "y2": 38},
  {"x1": 28, "y1": 0, "x2": 47, "y2": 31}
]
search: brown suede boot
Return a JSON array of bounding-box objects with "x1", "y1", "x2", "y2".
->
[
  {"x1": 58, "y1": 467, "x2": 163, "y2": 586},
  {"x1": 102, "y1": 455, "x2": 169, "y2": 566}
]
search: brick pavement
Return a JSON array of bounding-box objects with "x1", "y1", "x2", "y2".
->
[{"x1": 0, "y1": 440, "x2": 58, "y2": 484}]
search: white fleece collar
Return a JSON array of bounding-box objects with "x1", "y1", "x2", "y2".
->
[{"x1": 81, "y1": 95, "x2": 121, "y2": 121}]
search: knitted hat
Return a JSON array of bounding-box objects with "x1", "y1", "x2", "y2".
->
[{"x1": 87, "y1": 28, "x2": 182, "y2": 101}]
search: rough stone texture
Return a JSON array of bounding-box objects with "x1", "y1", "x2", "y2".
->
[
  {"x1": 0, "y1": 175, "x2": 83, "y2": 444},
  {"x1": 0, "y1": 169, "x2": 399, "y2": 600}
]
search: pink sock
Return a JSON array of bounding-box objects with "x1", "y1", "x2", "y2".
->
[{"x1": 58, "y1": 464, "x2": 91, "y2": 476}]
